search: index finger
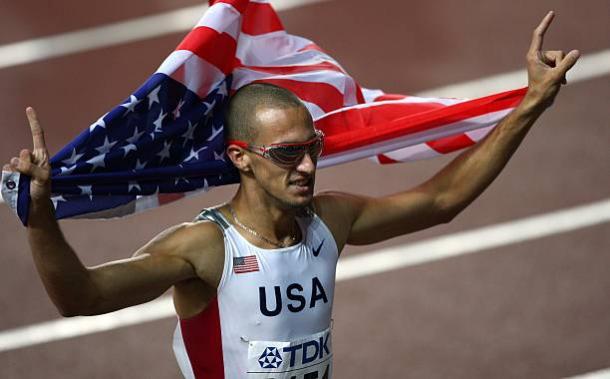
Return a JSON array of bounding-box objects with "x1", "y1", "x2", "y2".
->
[
  {"x1": 529, "y1": 11, "x2": 555, "y2": 54},
  {"x1": 26, "y1": 107, "x2": 47, "y2": 151}
]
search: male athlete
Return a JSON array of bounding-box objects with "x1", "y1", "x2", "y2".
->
[{"x1": 4, "y1": 12, "x2": 579, "y2": 378}]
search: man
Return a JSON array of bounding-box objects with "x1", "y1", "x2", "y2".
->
[{"x1": 4, "y1": 11, "x2": 579, "y2": 378}]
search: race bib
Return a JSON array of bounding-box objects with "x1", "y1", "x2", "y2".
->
[{"x1": 246, "y1": 328, "x2": 332, "y2": 378}]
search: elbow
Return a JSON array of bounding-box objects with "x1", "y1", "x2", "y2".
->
[{"x1": 434, "y1": 195, "x2": 463, "y2": 224}]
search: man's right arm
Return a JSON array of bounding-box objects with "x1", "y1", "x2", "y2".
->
[{"x1": 6, "y1": 107, "x2": 221, "y2": 317}]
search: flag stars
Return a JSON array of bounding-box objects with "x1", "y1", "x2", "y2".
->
[
  {"x1": 78, "y1": 185, "x2": 93, "y2": 201},
  {"x1": 174, "y1": 177, "x2": 190, "y2": 186},
  {"x1": 62, "y1": 148, "x2": 84, "y2": 166},
  {"x1": 95, "y1": 137, "x2": 118, "y2": 155},
  {"x1": 206, "y1": 124, "x2": 223, "y2": 142},
  {"x1": 60, "y1": 164, "x2": 77, "y2": 175},
  {"x1": 214, "y1": 151, "x2": 226, "y2": 162},
  {"x1": 185, "y1": 146, "x2": 208, "y2": 162},
  {"x1": 153, "y1": 110, "x2": 168, "y2": 133},
  {"x1": 181, "y1": 121, "x2": 198, "y2": 146},
  {"x1": 126, "y1": 126, "x2": 145, "y2": 144},
  {"x1": 51, "y1": 195, "x2": 66, "y2": 209},
  {"x1": 89, "y1": 113, "x2": 108, "y2": 133},
  {"x1": 86, "y1": 154, "x2": 106, "y2": 172},
  {"x1": 128, "y1": 181, "x2": 141, "y2": 193},
  {"x1": 121, "y1": 95, "x2": 142, "y2": 115},
  {"x1": 157, "y1": 141, "x2": 172, "y2": 163},
  {"x1": 173, "y1": 99, "x2": 186, "y2": 119},
  {"x1": 121, "y1": 143, "x2": 137, "y2": 157},
  {"x1": 134, "y1": 159, "x2": 147, "y2": 171},
  {"x1": 147, "y1": 86, "x2": 161, "y2": 109}
]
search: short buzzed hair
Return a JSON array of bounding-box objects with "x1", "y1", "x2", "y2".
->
[{"x1": 224, "y1": 83, "x2": 304, "y2": 142}]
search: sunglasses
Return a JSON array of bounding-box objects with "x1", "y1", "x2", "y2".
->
[{"x1": 228, "y1": 130, "x2": 324, "y2": 167}]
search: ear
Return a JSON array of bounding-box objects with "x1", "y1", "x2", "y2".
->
[{"x1": 226, "y1": 144, "x2": 252, "y2": 172}]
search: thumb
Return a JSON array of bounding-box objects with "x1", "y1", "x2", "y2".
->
[{"x1": 556, "y1": 50, "x2": 580, "y2": 78}]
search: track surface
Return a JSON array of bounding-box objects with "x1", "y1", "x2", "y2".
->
[{"x1": 1, "y1": 0, "x2": 609, "y2": 377}]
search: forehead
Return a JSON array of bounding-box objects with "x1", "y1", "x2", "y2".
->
[{"x1": 253, "y1": 105, "x2": 314, "y2": 144}]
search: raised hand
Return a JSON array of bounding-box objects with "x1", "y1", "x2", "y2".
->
[
  {"x1": 525, "y1": 11, "x2": 580, "y2": 108},
  {"x1": 3, "y1": 107, "x2": 52, "y2": 201}
]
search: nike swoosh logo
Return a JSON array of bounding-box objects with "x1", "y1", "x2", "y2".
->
[{"x1": 312, "y1": 239, "x2": 325, "y2": 257}]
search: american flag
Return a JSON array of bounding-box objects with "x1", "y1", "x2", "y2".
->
[
  {"x1": 1, "y1": 0, "x2": 526, "y2": 225},
  {"x1": 233, "y1": 255, "x2": 260, "y2": 274}
]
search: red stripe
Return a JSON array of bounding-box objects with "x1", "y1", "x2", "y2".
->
[
  {"x1": 242, "y1": 2, "x2": 284, "y2": 35},
  {"x1": 255, "y1": 78, "x2": 345, "y2": 113},
  {"x1": 315, "y1": 102, "x2": 447, "y2": 136},
  {"x1": 319, "y1": 87, "x2": 527, "y2": 156},
  {"x1": 374, "y1": 93, "x2": 408, "y2": 101},
  {"x1": 159, "y1": 193, "x2": 185, "y2": 205},
  {"x1": 298, "y1": 43, "x2": 326, "y2": 53},
  {"x1": 238, "y1": 61, "x2": 346, "y2": 75},
  {"x1": 179, "y1": 297, "x2": 225, "y2": 378},
  {"x1": 209, "y1": 0, "x2": 249, "y2": 14},
  {"x1": 176, "y1": 26, "x2": 238, "y2": 75},
  {"x1": 427, "y1": 133, "x2": 476, "y2": 154},
  {"x1": 377, "y1": 154, "x2": 400, "y2": 164}
]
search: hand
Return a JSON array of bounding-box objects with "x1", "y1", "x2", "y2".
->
[
  {"x1": 3, "y1": 107, "x2": 52, "y2": 201},
  {"x1": 525, "y1": 11, "x2": 580, "y2": 109}
]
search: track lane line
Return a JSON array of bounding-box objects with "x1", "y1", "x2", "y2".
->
[
  {"x1": 0, "y1": 0, "x2": 328, "y2": 70},
  {"x1": 0, "y1": 197, "x2": 608, "y2": 352}
]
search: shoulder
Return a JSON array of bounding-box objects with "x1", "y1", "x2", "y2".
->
[
  {"x1": 312, "y1": 191, "x2": 367, "y2": 252},
  {"x1": 134, "y1": 219, "x2": 225, "y2": 260}
]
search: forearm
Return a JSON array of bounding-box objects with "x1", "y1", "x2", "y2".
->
[
  {"x1": 430, "y1": 94, "x2": 546, "y2": 217},
  {"x1": 27, "y1": 198, "x2": 97, "y2": 315}
]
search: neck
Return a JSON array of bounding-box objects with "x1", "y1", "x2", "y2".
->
[{"x1": 229, "y1": 187, "x2": 300, "y2": 244}]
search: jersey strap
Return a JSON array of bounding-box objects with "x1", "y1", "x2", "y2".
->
[{"x1": 194, "y1": 207, "x2": 230, "y2": 229}]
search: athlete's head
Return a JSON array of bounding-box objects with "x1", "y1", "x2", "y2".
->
[{"x1": 225, "y1": 83, "x2": 321, "y2": 209}]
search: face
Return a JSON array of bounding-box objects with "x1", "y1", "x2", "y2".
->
[{"x1": 230, "y1": 104, "x2": 319, "y2": 209}]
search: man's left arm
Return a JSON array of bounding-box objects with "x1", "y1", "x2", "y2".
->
[{"x1": 317, "y1": 11, "x2": 580, "y2": 247}]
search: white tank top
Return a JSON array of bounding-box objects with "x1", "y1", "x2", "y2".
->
[{"x1": 173, "y1": 207, "x2": 338, "y2": 378}]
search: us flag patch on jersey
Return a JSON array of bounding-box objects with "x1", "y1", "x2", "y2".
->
[{"x1": 233, "y1": 255, "x2": 260, "y2": 274}]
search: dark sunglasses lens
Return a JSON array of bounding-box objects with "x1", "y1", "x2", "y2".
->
[{"x1": 269, "y1": 145, "x2": 306, "y2": 165}]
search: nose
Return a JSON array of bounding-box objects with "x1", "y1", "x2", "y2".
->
[{"x1": 295, "y1": 151, "x2": 316, "y2": 174}]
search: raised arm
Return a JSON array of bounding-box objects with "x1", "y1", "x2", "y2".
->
[
  {"x1": 4, "y1": 108, "x2": 223, "y2": 316},
  {"x1": 315, "y1": 11, "x2": 580, "y2": 248}
]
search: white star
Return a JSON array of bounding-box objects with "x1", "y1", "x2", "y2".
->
[
  {"x1": 147, "y1": 86, "x2": 161, "y2": 109},
  {"x1": 89, "y1": 113, "x2": 108, "y2": 133},
  {"x1": 78, "y1": 185, "x2": 93, "y2": 201},
  {"x1": 62, "y1": 148, "x2": 84, "y2": 166},
  {"x1": 204, "y1": 98, "x2": 216, "y2": 110},
  {"x1": 174, "y1": 177, "x2": 190, "y2": 185},
  {"x1": 60, "y1": 164, "x2": 77, "y2": 175},
  {"x1": 217, "y1": 82, "x2": 228, "y2": 97},
  {"x1": 51, "y1": 195, "x2": 66, "y2": 209},
  {"x1": 156, "y1": 141, "x2": 172, "y2": 163},
  {"x1": 181, "y1": 121, "x2": 198, "y2": 147},
  {"x1": 128, "y1": 181, "x2": 141, "y2": 193},
  {"x1": 213, "y1": 151, "x2": 225, "y2": 162},
  {"x1": 121, "y1": 143, "x2": 137, "y2": 157},
  {"x1": 134, "y1": 159, "x2": 147, "y2": 171},
  {"x1": 185, "y1": 146, "x2": 208, "y2": 162},
  {"x1": 173, "y1": 99, "x2": 186, "y2": 119},
  {"x1": 206, "y1": 124, "x2": 223, "y2": 142},
  {"x1": 95, "y1": 137, "x2": 118, "y2": 155},
  {"x1": 86, "y1": 154, "x2": 106, "y2": 171},
  {"x1": 153, "y1": 110, "x2": 168, "y2": 133},
  {"x1": 126, "y1": 126, "x2": 145, "y2": 144},
  {"x1": 121, "y1": 95, "x2": 142, "y2": 115}
]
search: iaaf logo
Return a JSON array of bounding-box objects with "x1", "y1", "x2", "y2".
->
[{"x1": 258, "y1": 334, "x2": 331, "y2": 369}]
